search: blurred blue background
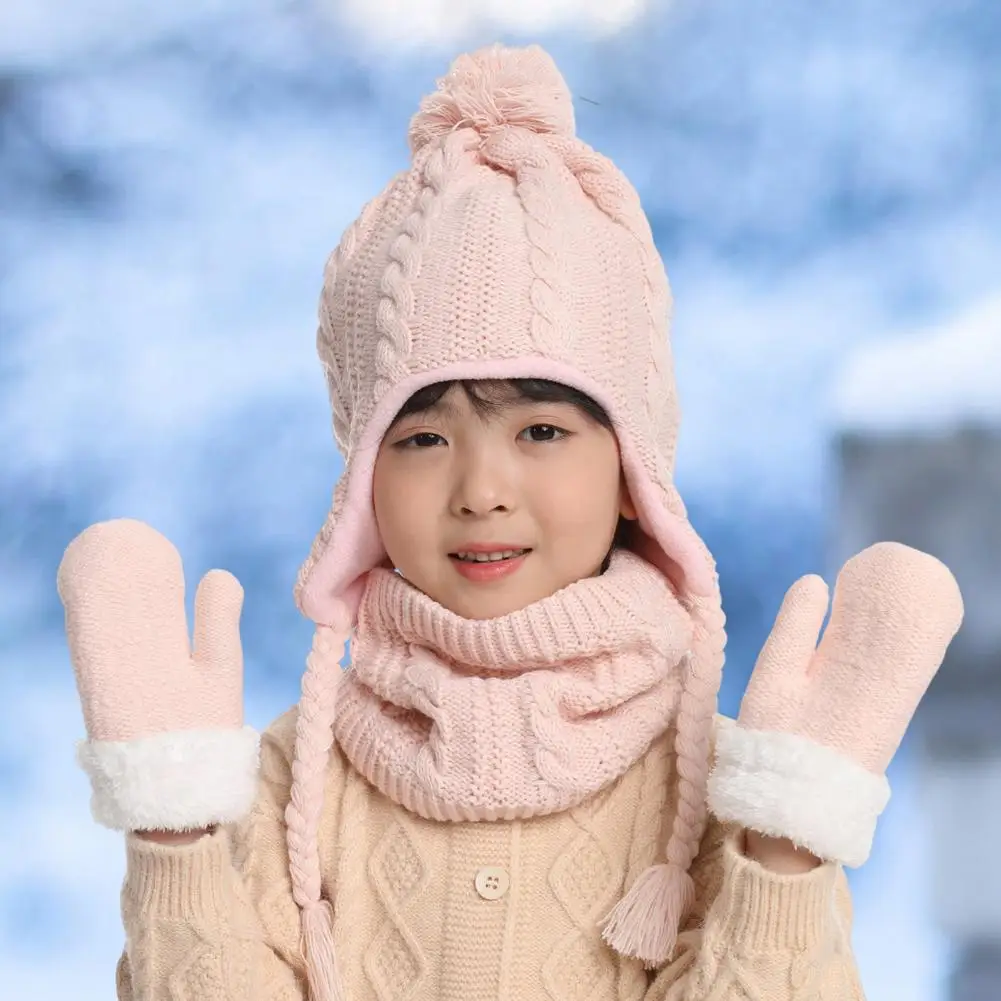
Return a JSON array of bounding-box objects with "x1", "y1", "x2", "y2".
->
[{"x1": 2, "y1": 1, "x2": 999, "y2": 998}]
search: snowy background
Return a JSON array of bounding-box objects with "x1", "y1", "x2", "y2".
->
[{"x1": 2, "y1": 0, "x2": 999, "y2": 998}]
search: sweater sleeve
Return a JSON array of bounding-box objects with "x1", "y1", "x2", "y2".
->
[
  {"x1": 116, "y1": 709, "x2": 319, "y2": 1001},
  {"x1": 645, "y1": 815, "x2": 866, "y2": 1001}
]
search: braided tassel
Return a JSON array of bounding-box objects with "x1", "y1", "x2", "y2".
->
[
  {"x1": 601, "y1": 584, "x2": 726, "y2": 968},
  {"x1": 287, "y1": 607, "x2": 352, "y2": 1001}
]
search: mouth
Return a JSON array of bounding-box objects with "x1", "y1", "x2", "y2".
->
[
  {"x1": 448, "y1": 548, "x2": 532, "y2": 564},
  {"x1": 447, "y1": 548, "x2": 532, "y2": 582}
]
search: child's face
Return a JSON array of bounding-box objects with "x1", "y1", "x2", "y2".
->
[{"x1": 373, "y1": 384, "x2": 636, "y2": 619}]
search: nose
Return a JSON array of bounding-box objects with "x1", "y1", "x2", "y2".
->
[{"x1": 449, "y1": 446, "x2": 516, "y2": 517}]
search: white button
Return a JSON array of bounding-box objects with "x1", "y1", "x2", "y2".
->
[{"x1": 474, "y1": 866, "x2": 509, "y2": 900}]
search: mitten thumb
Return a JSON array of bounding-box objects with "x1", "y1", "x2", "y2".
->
[
  {"x1": 741, "y1": 574, "x2": 829, "y2": 729},
  {"x1": 192, "y1": 569, "x2": 245, "y2": 675}
]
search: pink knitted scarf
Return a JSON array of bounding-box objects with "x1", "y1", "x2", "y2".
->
[{"x1": 332, "y1": 549, "x2": 694, "y2": 822}]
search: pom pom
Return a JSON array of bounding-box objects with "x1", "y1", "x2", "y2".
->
[{"x1": 409, "y1": 44, "x2": 575, "y2": 154}]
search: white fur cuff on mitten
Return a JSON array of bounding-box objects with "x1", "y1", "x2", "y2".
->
[
  {"x1": 706, "y1": 718, "x2": 891, "y2": 867},
  {"x1": 76, "y1": 726, "x2": 261, "y2": 832}
]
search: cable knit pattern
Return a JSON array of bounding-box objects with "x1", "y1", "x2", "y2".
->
[
  {"x1": 333, "y1": 550, "x2": 693, "y2": 822},
  {"x1": 550, "y1": 137, "x2": 674, "y2": 484},
  {"x1": 542, "y1": 786, "x2": 626, "y2": 1001},
  {"x1": 114, "y1": 709, "x2": 865, "y2": 1001},
  {"x1": 371, "y1": 134, "x2": 467, "y2": 403},
  {"x1": 319, "y1": 194, "x2": 385, "y2": 453},
  {"x1": 480, "y1": 127, "x2": 576, "y2": 358},
  {"x1": 364, "y1": 817, "x2": 431, "y2": 1000}
]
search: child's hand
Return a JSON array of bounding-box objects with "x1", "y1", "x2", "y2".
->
[
  {"x1": 707, "y1": 541, "x2": 963, "y2": 868},
  {"x1": 57, "y1": 518, "x2": 259, "y2": 833}
]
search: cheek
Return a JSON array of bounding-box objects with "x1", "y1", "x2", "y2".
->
[
  {"x1": 531, "y1": 460, "x2": 621, "y2": 532},
  {"x1": 373, "y1": 463, "x2": 439, "y2": 546},
  {"x1": 373, "y1": 464, "x2": 406, "y2": 542}
]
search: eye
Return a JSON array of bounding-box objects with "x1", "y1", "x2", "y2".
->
[
  {"x1": 520, "y1": 424, "x2": 569, "y2": 443},
  {"x1": 394, "y1": 424, "x2": 572, "y2": 448},
  {"x1": 395, "y1": 432, "x2": 446, "y2": 449}
]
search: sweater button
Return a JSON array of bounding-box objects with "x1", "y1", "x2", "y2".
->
[{"x1": 474, "y1": 866, "x2": 509, "y2": 900}]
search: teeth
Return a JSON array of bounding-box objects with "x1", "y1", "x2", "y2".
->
[{"x1": 455, "y1": 549, "x2": 526, "y2": 562}]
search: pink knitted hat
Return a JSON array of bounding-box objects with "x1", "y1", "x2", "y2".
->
[{"x1": 286, "y1": 44, "x2": 726, "y2": 999}]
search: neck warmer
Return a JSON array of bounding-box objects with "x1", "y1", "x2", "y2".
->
[{"x1": 332, "y1": 549, "x2": 694, "y2": 823}]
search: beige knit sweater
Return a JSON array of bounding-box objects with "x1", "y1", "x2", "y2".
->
[{"x1": 116, "y1": 708, "x2": 865, "y2": 1001}]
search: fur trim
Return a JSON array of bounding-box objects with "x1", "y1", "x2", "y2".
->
[
  {"x1": 77, "y1": 726, "x2": 260, "y2": 832},
  {"x1": 706, "y1": 719, "x2": 890, "y2": 867}
]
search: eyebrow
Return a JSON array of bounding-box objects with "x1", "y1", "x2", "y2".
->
[
  {"x1": 420, "y1": 396, "x2": 463, "y2": 419},
  {"x1": 397, "y1": 394, "x2": 519, "y2": 425}
]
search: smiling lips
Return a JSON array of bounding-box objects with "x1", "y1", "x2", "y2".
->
[
  {"x1": 449, "y1": 547, "x2": 532, "y2": 581},
  {"x1": 452, "y1": 548, "x2": 529, "y2": 563},
  {"x1": 449, "y1": 542, "x2": 532, "y2": 559}
]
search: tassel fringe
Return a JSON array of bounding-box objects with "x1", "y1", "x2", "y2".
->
[
  {"x1": 302, "y1": 890, "x2": 345, "y2": 1001},
  {"x1": 599, "y1": 862, "x2": 695, "y2": 969}
]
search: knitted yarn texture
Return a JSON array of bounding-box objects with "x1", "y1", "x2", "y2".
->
[
  {"x1": 285, "y1": 44, "x2": 729, "y2": 996},
  {"x1": 334, "y1": 549, "x2": 694, "y2": 822}
]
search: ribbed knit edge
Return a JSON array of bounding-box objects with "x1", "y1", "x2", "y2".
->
[
  {"x1": 361, "y1": 548, "x2": 683, "y2": 669},
  {"x1": 712, "y1": 832, "x2": 841, "y2": 951},
  {"x1": 125, "y1": 828, "x2": 231, "y2": 920}
]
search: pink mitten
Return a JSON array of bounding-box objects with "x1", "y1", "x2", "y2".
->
[
  {"x1": 707, "y1": 541, "x2": 963, "y2": 867},
  {"x1": 56, "y1": 518, "x2": 259, "y2": 832}
]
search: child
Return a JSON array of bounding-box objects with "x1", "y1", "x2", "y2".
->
[{"x1": 57, "y1": 45, "x2": 963, "y2": 1001}]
